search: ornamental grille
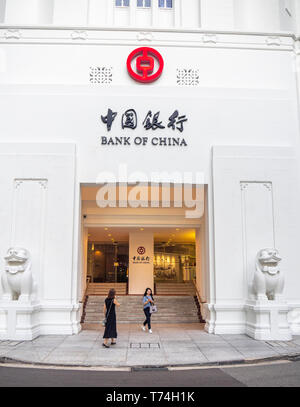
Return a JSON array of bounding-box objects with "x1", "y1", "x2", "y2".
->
[
  {"x1": 89, "y1": 67, "x2": 113, "y2": 84},
  {"x1": 176, "y1": 69, "x2": 200, "y2": 86}
]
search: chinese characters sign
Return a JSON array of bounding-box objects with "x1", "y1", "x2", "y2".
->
[
  {"x1": 132, "y1": 247, "x2": 150, "y2": 264},
  {"x1": 100, "y1": 108, "x2": 188, "y2": 147}
]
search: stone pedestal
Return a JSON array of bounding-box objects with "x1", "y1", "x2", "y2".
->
[
  {"x1": 0, "y1": 301, "x2": 41, "y2": 341},
  {"x1": 245, "y1": 300, "x2": 292, "y2": 341}
]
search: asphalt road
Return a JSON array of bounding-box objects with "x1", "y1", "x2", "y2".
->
[{"x1": 0, "y1": 360, "x2": 300, "y2": 388}]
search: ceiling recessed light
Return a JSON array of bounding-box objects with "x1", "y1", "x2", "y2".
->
[
  {"x1": 140, "y1": 228, "x2": 144, "y2": 231},
  {"x1": 176, "y1": 228, "x2": 180, "y2": 231},
  {"x1": 108, "y1": 234, "x2": 112, "y2": 237},
  {"x1": 104, "y1": 227, "x2": 108, "y2": 231}
]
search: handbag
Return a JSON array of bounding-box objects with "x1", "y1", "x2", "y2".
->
[
  {"x1": 150, "y1": 304, "x2": 158, "y2": 314},
  {"x1": 102, "y1": 298, "x2": 114, "y2": 327}
]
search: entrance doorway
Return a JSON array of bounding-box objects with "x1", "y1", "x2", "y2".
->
[
  {"x1": 80, "y1": 184, "x2": 208, "y2": 301},
  {"x1": 85, "y1": 226, "x2": 197, "y2": 289},
  {"x1": 87, "y1": 242, "x2": 129, "y2": 283}
]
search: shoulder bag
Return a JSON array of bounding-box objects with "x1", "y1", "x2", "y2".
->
[
  {"x1": 150, "y1": 303, "x2": 158, "y2": 314},
  {"x1": 102, "y1": 298, "x2": 114, "y2": 327}
]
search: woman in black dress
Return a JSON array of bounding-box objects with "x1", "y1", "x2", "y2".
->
[{"x1": 103, "y1": 288, "x2": 120, "y2": 348}]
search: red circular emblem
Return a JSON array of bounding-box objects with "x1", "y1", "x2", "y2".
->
[
  {"x1": 127, "y1": 47, "x2": 164, "y2": 83},
  {"x1": 137, "y1": 246, "x2": 146, "y2": 255}
]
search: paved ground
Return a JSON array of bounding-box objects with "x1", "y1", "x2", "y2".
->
[
  {"x1": 1, "y1": 360, "x2": 300, "y2": 387},
  {"x1": 0, "y1": 324, "x2": 300, "y2": 367}
]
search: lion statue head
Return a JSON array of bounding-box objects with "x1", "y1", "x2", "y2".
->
[
  {"x1": 256, "y1": 248, "x2": 281, "y2": 276},
  {"x1": 4, "y1": 248, "x2": 30, "y2": 275}
]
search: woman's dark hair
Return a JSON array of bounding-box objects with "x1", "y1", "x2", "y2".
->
[
  {"x1": 107, "y1": 288, "x2": 116, "y2": 299},
  {"x1": 144, "y1": 288, "x2": 154, "y2": 301}
]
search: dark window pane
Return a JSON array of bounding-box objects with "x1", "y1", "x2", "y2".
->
[
  {"x1": 159, "y1": 0, "x2": 165, "y2": 8},
  {"x1": 116, "y1": 0, "x2": 122, "y2": 6},
  {"x1": 145, "y1": 0, "x2": 151, "y2": 7},
  {"x1": 166, "y1": 0, "x2": 172, "y2": 8},
  {"x1": 123, "y1": 0, "x2": 130, "y2": 6}
]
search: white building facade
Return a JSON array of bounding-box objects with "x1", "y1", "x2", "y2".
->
[{"x1": 1, "y1": 0, "x2": 300, "y2": 341}]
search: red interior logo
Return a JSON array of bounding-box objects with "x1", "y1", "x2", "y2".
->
[
  {"x1": 137, "y1": 246, "x2": 146, "y2": 255},
  {"x1": 127, "y1": 47, "x2": 164, "y2": 83}
]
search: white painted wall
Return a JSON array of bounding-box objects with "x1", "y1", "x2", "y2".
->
[
  {"x1": 53, "y1": 0, "x2": 88, "y2": 26},
  {"x1": 0, "y1": 143, "x2": 81, "y2": 338},
  {"x1": 5, "y1": 0, "x2": 53, "y2": 25},
  {"x1": 1, "y1": 0, "x2": 297, "y2": 33}
]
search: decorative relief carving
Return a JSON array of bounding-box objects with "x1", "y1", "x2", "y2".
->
[
  {"x1": 4, "y1": 29, "x2": 21, "y2": 40},
  {"x1": 71, "y1": 30, "x2": 88, "y2": 40},
  {"x1": 90, "y1": 67, "x2": 113, "y2": 84},
  {"x1": 202, "y1": 34, "x2": 217, "y2": 44},
  {"x1": 241, "y1": 182, "x2": 272, "y2": 192},
  {"x1": 263, "y1": 182, "x2": 272, "y2": 192},
  {"x1": 14, "y1": 179, "x2": 48, "y2": 190},
  {"x1": 240, "y1": 182, "x2": 249, "y2": 191},
  {"x1": 176, "y1": 69, "x2": 199, "y2": 86},
  {"x1": 266, "y1": 36, "x2": 281, "y2": 46},
  {"x1": 137, "y1": 32, "x2": 154, "y2": 42}
]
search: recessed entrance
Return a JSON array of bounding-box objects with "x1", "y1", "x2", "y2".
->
[{"x1": 80, "y1": 184, "x2": 208, "y2": 325}]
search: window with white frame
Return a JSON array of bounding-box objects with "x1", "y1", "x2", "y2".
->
[
  {"x1": 137, "y1": 0, "x2": 151, "y2": 7},
  {"x1": 115, "y1": 0, "x2": 130, "y2": 7},
  {"x1": 158, "y1": 0, "x2": 172, "y2": 9}
]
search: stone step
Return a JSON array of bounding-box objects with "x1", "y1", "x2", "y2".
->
[{"x1": 82, "y1": 294, "x2": 201, "y2": 324}]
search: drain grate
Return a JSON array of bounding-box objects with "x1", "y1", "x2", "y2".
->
[{"x1": 130, "y1": 343, "x2": 160, "y2": 349}]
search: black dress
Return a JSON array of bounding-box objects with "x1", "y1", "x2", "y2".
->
[{"x1": 103, "y1": 298, "x2": 117, "y2": 339}]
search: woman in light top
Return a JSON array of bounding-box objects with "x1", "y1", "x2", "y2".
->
[{"x1": 141, "y1": 287, "x2": 154, "y2": 334}]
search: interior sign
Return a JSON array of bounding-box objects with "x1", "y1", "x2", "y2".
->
[
  {"x1": 132, "y1": 247, "x2": 150, "y2": 264},
  {"x1": 100, "y1": 108, "x2": 188, "y2": 147}
]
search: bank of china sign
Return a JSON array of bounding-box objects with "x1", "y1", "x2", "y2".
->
[{"x1": 99, "y1": 47, "x2": 188, "y2": 147}]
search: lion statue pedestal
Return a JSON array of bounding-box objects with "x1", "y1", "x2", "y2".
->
[
  {"x1": 0, "y1": 248, "x2": 40, "y2": 341},
  {"x1": 245, "y1": 248, "x2": 292, "y2": 341}
]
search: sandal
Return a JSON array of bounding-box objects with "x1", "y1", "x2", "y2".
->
[
  {"x1": 111, "y1": 342, "x2": 117, "y2": 345},
  {"x1": 102, "y1": 343, "x2": 110, "y2": 348}
]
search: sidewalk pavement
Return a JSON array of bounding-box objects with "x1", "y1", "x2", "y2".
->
[{"x1": 0, "y1": 324, "x2": 300, "y2": 368}]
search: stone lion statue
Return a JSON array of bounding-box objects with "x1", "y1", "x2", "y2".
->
[
  {"x1": 253, "y1": 248, "x2": 284, "y2": 301},
  {"x1": 1, "y1": 248, "x2": 36, "y2": 302}
]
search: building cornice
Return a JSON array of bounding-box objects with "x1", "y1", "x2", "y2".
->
[{"x1": 0, "y1": 25, "x2": 296, "y2": 51}]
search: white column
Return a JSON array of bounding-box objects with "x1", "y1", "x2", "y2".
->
[
  {"x1": 0, "y1": 0, "x2": 5, "y2": 23},
  {"x1": 129, "y1": 231, "x2": 154, "y2": 295},
  {"x1": 89, "y1": 0, "x2": 109, "y2": 26},
  {"x1": 201, "y1": 0, "x2": 235, "y2": 30},
  {"x1": 174, "y1": 0, "x2": 182, "y2": 28},
  {"x1": 108, "y1": 0, "x2": 114, "y2": 25},
  {"x1": 152, "y1": 0, "x2": 159, "y2": 26},
  {"x1": 234, "y1": 0, "x2": 280, "y2": 32},
  {"x1": 130, "y1": 0, "x2": 137, "y2": 27},
  {"x1": 53, "y1": 0, "x2": 89, "y2": 26}
]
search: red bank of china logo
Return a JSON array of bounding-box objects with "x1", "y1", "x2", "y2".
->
[
  {"x1": 127, "y1": 47, "x2": 164, "y2": 83},
  {"x1": 137, "y1": 246, "x2": 146, "y2": 255}
]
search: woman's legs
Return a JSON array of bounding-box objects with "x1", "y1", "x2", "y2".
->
[{"x1": 143, "y1": 308, "x2": 151, "y2": 330}]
